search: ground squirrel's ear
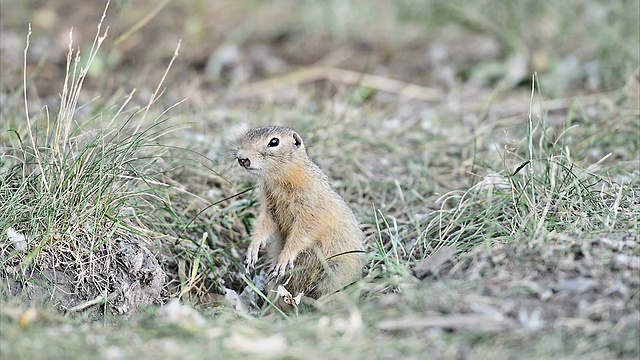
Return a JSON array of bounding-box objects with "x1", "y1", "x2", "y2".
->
[{"x1": 292, "y1": 132, "x2": 303, "y2": 148}]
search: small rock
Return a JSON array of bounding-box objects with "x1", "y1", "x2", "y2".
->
[
  {"x1": 615, "y1": 254, "x2": 640, "y2": 270},
  {"x1": 224, "y1": 332, "x2": 288, "y2": 357},
  {"x1": 7, "y1": 227, "x2": 30, "y2": 252},
  {"x1": 552, "y1": 277, "x2": 597, "y2": 293},
  {"x1": 158, "y1": 299, "x2": 206, "y2": 330}
]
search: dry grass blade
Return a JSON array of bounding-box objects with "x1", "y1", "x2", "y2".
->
[
  {"x1": 113, "y1": 0, "x2": 171, "y2": 47},
  {"x1": 230, "y1": 66, "x2": 441, "y2": 101},
  {"x1": 136, "y1": 39, "x2": 182, "y2": 132}
]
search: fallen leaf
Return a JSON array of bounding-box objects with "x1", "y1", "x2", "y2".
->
[
  {"x1": 552, "y1": 278, "x2": 597, "y2": 293},
  {"x1": 272, "y1": 285, "x2": 303, "y2": 313}
]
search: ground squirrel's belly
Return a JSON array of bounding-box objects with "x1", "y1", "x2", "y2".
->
[
  {"x1": 262, "y1": 187, "x2": 363, "y2": 299},
  {"x1": 264, "y1": 191, "x2": 297, "y2": 238},
  {"x1": 264, "y1": 186, "x2": 351, "y2": 246}
]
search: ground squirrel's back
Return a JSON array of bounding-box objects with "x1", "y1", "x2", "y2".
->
[{"x1": 237, "y1": 125, "x2": 364, "y2": 301}]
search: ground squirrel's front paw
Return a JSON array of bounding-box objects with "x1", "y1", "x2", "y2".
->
[
  {"x1": 270, "y1": 256, "x2": 295, "y2": 279},
  {"x1": 245, "y1": 240, "x2": 264, "y2": 270}
]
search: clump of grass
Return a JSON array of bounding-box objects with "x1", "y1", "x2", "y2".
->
[
  {"x1": 0, "y1": 2, "x2": 207, "y2": 313},
  {"x1": 413, "y1": 74, "x2": 639, "y2": 258},
  {"x1": 367, "y1": 206, "x2": 414, "y2": 290}
]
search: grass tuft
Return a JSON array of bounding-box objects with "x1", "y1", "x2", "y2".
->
[
  {"x1": 416, "y1": 74, "x2": 639, "y2": 259},
  {"x1": 0, "y1": 1, "x2": 206, "y2": 314}
]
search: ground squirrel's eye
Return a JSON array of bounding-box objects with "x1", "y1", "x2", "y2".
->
[{"x1": 268, "y1": 137, "x2": 280, "y2": 147}]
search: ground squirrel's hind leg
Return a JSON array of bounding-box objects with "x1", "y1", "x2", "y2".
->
[{"x1": 246, "y1": 208, "x2": 277, "y2": 269}]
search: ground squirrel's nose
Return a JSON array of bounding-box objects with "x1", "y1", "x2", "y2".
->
[{"x1": 237, "y1": 157, "x2": 251, "y2": 168}]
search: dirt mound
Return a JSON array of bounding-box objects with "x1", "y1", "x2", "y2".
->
[{"x1": 1, "y1": 229, "x2": 165, "y2": 318}]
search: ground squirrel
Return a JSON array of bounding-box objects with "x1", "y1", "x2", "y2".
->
[{"x1": 237, "y1": 125, "x2": 364, "y2": 301}]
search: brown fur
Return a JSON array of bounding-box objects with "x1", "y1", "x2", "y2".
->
[{"x1": 237, "y1": 125, "x2": 364, "y2": 301}]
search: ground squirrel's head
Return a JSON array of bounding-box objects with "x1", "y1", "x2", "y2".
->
[{"x1": 236, "y1": 125, "x2": 306, "y2": 177}]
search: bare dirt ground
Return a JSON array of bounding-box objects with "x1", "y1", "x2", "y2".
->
[{"x1": 1, "y1": 1, "x2": 639, "y2": 359}]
